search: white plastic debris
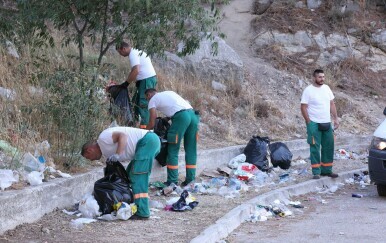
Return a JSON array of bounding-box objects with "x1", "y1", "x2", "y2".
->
[
  {"x1": 57, "y1": 170, "x2": 72, "y2": 178},
  {"x1": 62, "y1": 209, "x2": 78, "y2": 215},
  {"x1": 23, "y1": 152, "x2": 45, "y2": 172},
  {"x1": 228, "y1": 154, "x2": 246, "y2": 169},
  {"x1": 27, "y1": 171, "x2": 44, "y2": 186},
  {"x1": 116, "y1": 202, "x2": 134, "y2": 220},
  {"x1": 78, "y1": 194, "x2": 101, "y2": 218},
  {"x1": 0, "y1": 169, "x2": 18, "y2": 190},
  {"x1": 149, "y1": 200, "x2": 164, "y2": 209},
  {"x1": 70, "y1": 218, "x2": 97, "y2": 229}
]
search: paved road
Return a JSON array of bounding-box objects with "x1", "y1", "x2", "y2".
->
[{"x1": 228, "y1": 184, "x2": 386, "y2": 243}]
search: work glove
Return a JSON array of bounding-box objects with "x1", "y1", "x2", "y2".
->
[
  {"x1": 107, "y1": 154, "x2": 120, "y2": 165},
  {"x1": 120, "y1": 81, "x2": 129, "y2": 89}
]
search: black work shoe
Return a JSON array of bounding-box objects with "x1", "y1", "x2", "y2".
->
[
  {"x1": 313, "y1": 175, "x2": 321, "y2": 179},
  {"x1": 181, "y1": 180, "x2": 194, "y2": 187},
  {"x1": 130, "y1": 214, "x2": 149, "y2": 220},
  {"x1": 321, "y1": 173, "x2": 339, "y2": 178}
]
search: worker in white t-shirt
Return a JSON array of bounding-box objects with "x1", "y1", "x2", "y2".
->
[
  {"x1": 81, "y1": 127, "x2": 160, "y2": 220},
  {"x1": 116, "y1": 41, "x2": 157, "y2": 128},
  {"x1": 145, "y1": 89, "x2": 200, "y2": 187},
  {"x1": 300, "y1": 69, "x2": 340, "y2": 179}
]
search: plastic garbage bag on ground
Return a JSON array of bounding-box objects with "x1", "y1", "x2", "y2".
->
[
  {"x1": 243, "y1": 136, "x2": 270, "y2": 171},
  {"x1": 94, "y1": 161, "x2": 134, "y2": 215},
  {"x1": 78, "y1": 194, "x2": 101, "y2": 218},
  {"x1": 27, "y1": 171, "x2": 43, "y2": 186},
  {"x1": 228, "y1": 154, "x2": 246, "y2": 169},
  {"x1": 0, "y1": 169, "x2": 18, "y2": 190},
  {"x1": 269, "y1": 142, "x2": 293, "y2": 170},
  {"x1": 172, "y1": 190, "x2": 199, "y2": 211},
  {"x1": 116, "y1": 202, "x2": 137, "y2": 220}
]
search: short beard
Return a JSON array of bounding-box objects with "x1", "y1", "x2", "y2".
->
[{"x1": 314, "y1": 80, "x2": 323, "y2": 86}]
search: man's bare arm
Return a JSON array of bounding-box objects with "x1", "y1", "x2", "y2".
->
[
  {"x1": 111, "y1": 132, "x2": 128, "y2": 155},
  {"x1": 300, "y1": 103, "x2": 310, "y2": 124},
  {"x1": 146, "y1": 108, "x2": 157, "y2": 130},
  {"x1": 330, "y1": 100, "x2": 339, "y2": 129}
]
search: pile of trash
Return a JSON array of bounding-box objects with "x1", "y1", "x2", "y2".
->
[
  {"x1": 335, "y1": 148, "x2": 367, "y2": 160},
  {"x1": 248, "y1": 199, "x2": 295, "y2": 223},
  {"x1": 0, "y1": 140, "x2": 72, "y2": 191}
]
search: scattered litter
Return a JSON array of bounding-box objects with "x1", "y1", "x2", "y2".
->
[
  {"x1": 171, "y1": 190, "x2": 199, "y2": 211},
  {"x1": 116, "y1": 202, "x2": 137, "y2": 220},
  {"x1": 228, "y1": 154, "x2": 246, "y2": 169},
  {"x1": 149, "y1": 200, "x2": 164, "y2": 209},
  {"x1": 248, "y1": 199, "x2": 293, "y2": 223},
  {"x1": 0, "y1": 169, "x2": 18, "y2": 190},
  {"x1": 78, "y1": 194, "x2": 101, "y2": 218},
  {"x1": 62, "y1": 209, "x2": 78, "y2": 215},
  {"x1": 27, "y1": 171, "x2": 44, "y2": 186},
  {"x1": 352, "y1": 193, "x2": 363, "y2": 198},
  {"x1": 57, "y1": 170, "x2": 72, "y2": 178},
  {"x1": 70, "y1": 218, "x2": 97, "y2": 229}
]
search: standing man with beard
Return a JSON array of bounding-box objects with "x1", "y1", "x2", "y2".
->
[
  {"x1": 116, "y1": 41, "x2": 157, "y2": 128},
  {"x1": 300, "y1": 69, "x2": 340, "y2": 179}
]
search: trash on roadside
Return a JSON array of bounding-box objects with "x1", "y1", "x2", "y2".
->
[
  {"x1": 244, "y1": 136, "x2": 270, "y2": 171},
  {"x1": 23, "y1": 152, "x2": 45, "y2": 172},
  {"x1": 93, "y1": 161, "x2": 133, "y2": 215},
  {"x1": 0, "y1": 169, "x2": 19, "y2": 190},
  {"x1": 228, "y1": 154, "x2": 246, "y2": 169},
  {"x1": 352, "y1": 193, "x2": 363, "y2": 198},
  {"x1": 217, "y1": 165, "x2": 233, "y2": 176},
  {"x1": 149, "y1": 200, "x2": 164, "y2": 209},
  {"x1": 201, "y1": 169, "x2": 223, "y2": 178},
  {"x1": 56, "y1": 170, "x2": 72, "y2": 178},
  {"x1": 78, "y1": 194, "x2": 101, "y2": 218},
  {"x1": 150, "y1": 181, "x2": 167, "y2": 189},
  {"x1": 248, "y1": 200, "x2": 293, "y2": 223},
  {"x1": 171, "y1": 190, "x2": 199, "y2": 212},
  {"x1": 27, "y1": 171, "x2": 44, "y2": 186},
  {"x1": 62, "y1": 209, "x2": 78, "y2": 215},
  {"x1": 70, "y1": 218, "x2": 97, "y2": 229},
  {"x1": 162, "y1": 183, "x2": 177, "y2": 196},
  {"x1": 116, "y1": 202, "x2": 137, "y2": 220},
  {"x1": 269, "y1": 142, "x2": 293, "y2": 170}
]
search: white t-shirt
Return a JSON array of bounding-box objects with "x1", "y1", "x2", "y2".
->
[
  {"x1": 301, "y1": 84, "x2": 334, "y2": 123},
  {"x1": 129, "y1": 48, "x2": 156, "y2": 80},
  {"x1": 148, "y1": 91, "x2": 193, "y2": 117},
  {"x1": 97, "y1": 127, "x2": 148, "y2": 161}
]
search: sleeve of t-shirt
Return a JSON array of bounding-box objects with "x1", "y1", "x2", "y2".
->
[
  {"x1": 148, "y1": 97, "x2": 156, "y2": 110},
  {"x1": 129, "y1": 49, "x2": 140, "y2": 67},
  {"x1": 300, "y1": 87, "x2": 309, "y2": 104},
  {"x1": 98, "y1": 129, "x2": 114, "y2": 146},
  {"x1": 326, "y1": 85, "x2": 334, "y2": 100}
]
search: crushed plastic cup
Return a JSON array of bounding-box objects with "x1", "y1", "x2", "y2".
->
[{"x1": 23, "y1": 152, "x2": 45, "y2": 172}]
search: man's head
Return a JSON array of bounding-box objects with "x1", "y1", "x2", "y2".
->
[
  {"x1": 81, "y1": 141, "x2": 102, "y2": 161},
  {"x1": 116, "y1": 41, "x2": 131, "y2": 57},
  {"x1": 313, "y1": 69, "x2": 325, "y2": 86},
  {"x1": 145, "y1": 88, "x2": 157, "y2": 101}
]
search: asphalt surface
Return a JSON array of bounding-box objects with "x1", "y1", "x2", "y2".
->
[{"x1": 228, "y1": 184, "x2": 386, "y2": 243}]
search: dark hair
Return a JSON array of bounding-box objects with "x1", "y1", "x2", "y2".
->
[
  {"x1": 145, "y1": 88, "x2": 157, "y2": 95},
  {"x1": 115, "y1": 41, "x2": 130, "y2": 50},
  {"x1": 313, "y1": 69, "x2": 324, "y2": 77},
  {"x1": 81, "y1": 141, "x2": 95, "y2": 156}
]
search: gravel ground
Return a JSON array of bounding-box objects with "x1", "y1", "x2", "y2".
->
[{"x1": 0, "y1": 155, "x2": 368, "y2": 243}]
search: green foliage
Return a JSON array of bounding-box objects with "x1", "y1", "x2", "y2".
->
[
  {"x1": 29, "y1": 70, "x2": 109, "y2": 167},
  {"x1": 9, "y1": 0, "x2": 227, "y2": 70}
]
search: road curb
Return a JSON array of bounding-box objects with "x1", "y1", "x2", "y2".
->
[{"x1": 190, "y1": 167, "x2": 367, "y2": 243}]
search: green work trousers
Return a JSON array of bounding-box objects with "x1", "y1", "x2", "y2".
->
[
  {"x1": 306, "y1": 121, "x2": 334, "y2": 175},
  {"x1": 126, "y1": 132, "x2": 160, "y2": 217},
  {"x1": 166, "y1": 109, "x2": 200, "y2": 184},
  {"x1": 133, "y1": 76, "x2": 157, "y2": 127}
]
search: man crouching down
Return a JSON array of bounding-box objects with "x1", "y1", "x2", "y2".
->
[{"x1": 81, "y1": 127, "x2": 160, "y2": 220}]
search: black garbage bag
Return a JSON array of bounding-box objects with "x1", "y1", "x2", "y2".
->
[
  {"x1": 107, "y1": 85, "x2": 134, "y2": 126},
  {"x1": 172, "y1": 190, "x2": 199, "y2": 212},
  {"x1": 154, "y1": 117, "x2": 170, "y2": 167},
  {"x1": 154, "y1": 117, "x2": 170, "y2": 138},
  {"x1": 94, "y1": 161, "x2": 133, "y2": 215},
  {"x1": 269, "y1": 142, "x2": 293, "y2": 170},
  {"x1": 243, "y1": 136, "x2": 270, "y2": 171}
]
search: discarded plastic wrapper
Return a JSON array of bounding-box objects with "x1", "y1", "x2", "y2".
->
[
  {"x1": 78, "y1": 194, "x2": 101, "y2": 218},
  {"x1": 172, "y1": 190, "x2": 199, "y2": 212},
  {"x1": 0, "y1": 169, "x2": 18, "y2": 190},
  {"x1": 116, "y1": 202, "x2": 137, "y2": 220},
  {"x1": 70, "y1": 218, "x2": 97, "y2": 229},
  {"x1": 228, "y1": 154, "x2": 246, "y2": 169},
  {"x1": 27, "y1": 171, "x2": 44, "y2": 186}
]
